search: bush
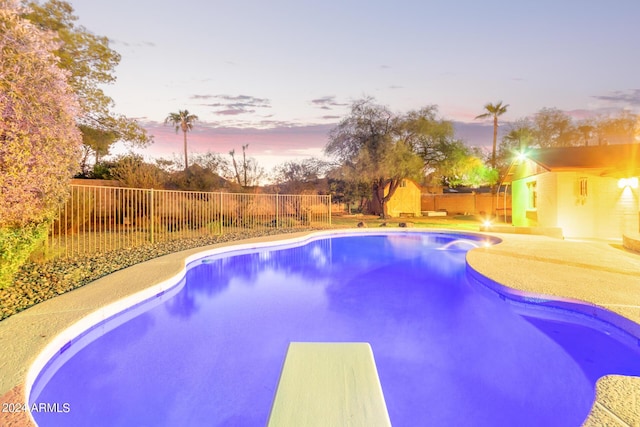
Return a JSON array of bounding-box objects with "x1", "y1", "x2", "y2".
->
[
  {"x1": 166, "y1": 165, "x2": 227, "y2": 191},
  {"x1": 0, "y1": 4, "x2": 82, "y2": 287},
  {"x1": 109, "y1": 154, "x2": 167, "y2": 189},
  {"x1": 0, "y1": 223, "x2": 49, "y2": 289}
]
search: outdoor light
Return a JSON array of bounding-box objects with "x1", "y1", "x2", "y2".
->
[
  {"x1": 515, "y1": 151, "x2": 528, "y2": 162},
  {"x1": 483, "y1": 220, "x2": 492, "y2": 228},
  {"x1": 618, "y1": 177, "x2": 639, "y2": 189}
]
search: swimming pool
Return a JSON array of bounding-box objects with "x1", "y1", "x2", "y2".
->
[{"x1": 28, "y1": 231, "x2": 640, "y2": 426}]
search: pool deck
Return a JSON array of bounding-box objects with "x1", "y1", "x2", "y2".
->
[{"x1": 1, "y1": 229, "x2": 640, "y2": 426}]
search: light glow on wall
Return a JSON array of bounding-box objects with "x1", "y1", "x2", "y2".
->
[{"x1": 618, "y1": 177, "x2": 639, "y2": 189}]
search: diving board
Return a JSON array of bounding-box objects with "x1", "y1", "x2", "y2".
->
[{"x1": 268, "y1": 342, "x2": 391, "y2": 427}]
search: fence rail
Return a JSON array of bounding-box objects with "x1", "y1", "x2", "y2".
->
[{"x1": 46, "y1": 185, "x2": 332, "y2": 258}]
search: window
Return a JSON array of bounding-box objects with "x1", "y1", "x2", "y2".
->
[
  {"x1": 578, "y1": 177, "x2": 588, "y2": 197},
  {"x1": 400, "y1": 180, "x2": 407, "y2": 188},
  {"x1": 526, "y1": 181, "x2": 537, "y2": 209}
]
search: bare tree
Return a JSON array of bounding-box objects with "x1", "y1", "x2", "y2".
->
[{"x1": 228, "y1": 145, "x2": 264, "y2": 187}]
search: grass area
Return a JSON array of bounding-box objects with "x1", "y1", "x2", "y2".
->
[{"x1": 330, "y1": 213, "x2": 485, "y2": 231}]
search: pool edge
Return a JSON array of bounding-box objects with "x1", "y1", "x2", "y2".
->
[
  {"x1": 1, "y1": 229, "x2": 639, "y2": 426},
  {"x1": 466, "y1": 234, "x2": 640, "y2": 426}
]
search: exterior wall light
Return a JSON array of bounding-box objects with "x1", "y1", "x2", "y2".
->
[{"x1": 618, "y1": 177, "x2": 639, "y2": 189}]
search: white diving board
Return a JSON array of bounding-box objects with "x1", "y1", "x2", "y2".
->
[{"x1": 268, "y1": 342, "x2": 392, "y2": 427}]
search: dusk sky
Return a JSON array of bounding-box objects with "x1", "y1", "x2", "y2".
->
[{"x1": 66, "y1": 0, "x2": 640, "y2": 173}]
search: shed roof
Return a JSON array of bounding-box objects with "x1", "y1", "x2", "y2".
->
[{"x1": 525, "y1": 143, "x2": 640, "y2": 177}]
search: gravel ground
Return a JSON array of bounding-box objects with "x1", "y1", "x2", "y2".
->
[{"x1": 0, "y1": 228, "x2": 317, "y2": 321}]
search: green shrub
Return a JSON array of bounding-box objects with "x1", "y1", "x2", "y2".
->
[{"x1": 0, "y1": 223, "x2": 49, "y2": 289}]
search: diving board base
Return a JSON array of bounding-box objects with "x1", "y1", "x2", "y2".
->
[{"x1": 268, "y1": 342, "x2": 392, "y2": 427}]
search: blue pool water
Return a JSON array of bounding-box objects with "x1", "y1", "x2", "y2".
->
[{"x1": 30, "y1": 232, "x2": 640, "y2": 426}]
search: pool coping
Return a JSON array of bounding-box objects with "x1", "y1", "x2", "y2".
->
[{"x1": 1, "y1": 228, "x2": 639, "y2": 426}]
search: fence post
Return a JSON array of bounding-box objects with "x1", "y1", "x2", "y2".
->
[
  {"x1": 219, "y1": 192, "x2": 224, "y2": 235},
  {"x1": 328, "y1": 194, "x2": 332, "y2": 226},
  {"x1": 149, "y1": 189, "x2": 154, "y2": 244},
  {"x1": 275, "y1": 194, "x2": 279, "y2": 229}
]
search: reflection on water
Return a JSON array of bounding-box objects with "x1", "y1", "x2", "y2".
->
[{"x1": 31, "y1": 232, "x2": 640, "y2": 427}]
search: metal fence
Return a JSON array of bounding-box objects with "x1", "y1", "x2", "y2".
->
[{"x1": 46, "y1": 185, "x2": 332, "y2": 258}]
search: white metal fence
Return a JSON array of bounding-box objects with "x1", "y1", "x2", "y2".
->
[{"x1": 46, "y1": 185, "x2": 332, "y2": 258}]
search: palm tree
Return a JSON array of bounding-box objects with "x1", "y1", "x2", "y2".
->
[
  {"x1": 475, "y1": 101, "x2": 509, "y2": 170},
  {"x1": 165, "y1": 110, "x2": 198, "y2": 171}
]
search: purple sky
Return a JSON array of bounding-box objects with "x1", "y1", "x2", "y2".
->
[{"x1": 66, "y1": 0, "x2": 640, "y2": 173}]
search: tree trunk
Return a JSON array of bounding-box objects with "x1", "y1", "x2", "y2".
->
[
  {"x1": 491, "y1": 116, "x2": 498, "y2": 170},
  {"x1": 183, "y1": 130, "x2": 188, "y2": 171},
  {"x1": 242, "y1": 146, "x2": 248, "y2": 186},
  {"x1": 490, "y1": 117, "x2": 498, "y2": 218},
  {"x1": 371, "y1": 182, "x2": 385, "y2": 217},
  {"x1": 371, "y1": 178, "x2": 401, "y2": 219},
  {"x1": 230, "y1": 150, "x2": 242, "y2": 186}
]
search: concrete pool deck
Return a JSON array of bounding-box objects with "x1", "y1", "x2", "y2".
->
[{"x1": 1, "y1": 229, "x2": 639, "y2": 426}]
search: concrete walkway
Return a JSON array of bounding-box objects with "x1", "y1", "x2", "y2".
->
[
  {"x1": 1, "y1": 230, "x2": 640, "y2": 426},
  {"x1": 466, "y1": 233, "x2": 640, "y2": 427}
]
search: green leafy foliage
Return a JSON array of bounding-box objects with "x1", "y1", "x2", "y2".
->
[
  {"x1": 327, "y1": 98, "x2": 481, "y2": 217},
  {"x1": 531, "y1": 108, "x2": 574, "y2": 148},
  {"x1": 326, "y1": 98, "x2": 425, "y2": 217},
  {"x1": 0, "y1": 1, "x2": 81, "y2": 226},
  {"x1": 108, "y1": 154, "x2": 167, "y2": 189},
  {"x1": 443, "y1": 154, "x2": 498, "y2": 188},
  {"x1": 0, "y1": 1, "x2": 83, "y2": 285},
  {"x1": 272, "y1": 158, "x2": 329, "y2": 194},
  {"x1": 0, "y1": 223, "x2": 49, "y2": 289},
  {"x1": 24, "y1": 0, "x2": 152, "y2": 161},
  {"x1": 24, "y1": 0, "x2": 119, "y2": 114},
  {"x1": 168, "y1": 165, "x2": 229, "y2": 191}
]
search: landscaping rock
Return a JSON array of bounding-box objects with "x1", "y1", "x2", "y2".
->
[{"x1": 0, "y1": 228, "x2": 318, "y2": 322}]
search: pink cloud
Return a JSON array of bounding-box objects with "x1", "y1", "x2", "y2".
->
[
  {"x1": 131, "y1": 119, "x2": 496, "y2": 172},
  {"x1": 141, "y1": 121, "x2": 335, "y2": 159}
]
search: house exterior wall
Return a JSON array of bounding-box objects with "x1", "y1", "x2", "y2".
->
[
  {"x1": 593, "y1": 177, "x2": 639, "y2": 238},
  {"x1": 514, "y1": 171, "x2": 639, "y2": 239},
  {"x1": 386, "y1": 180, "x2": 421, "y2": 217},
  {"x1": 555, "y1": 173, "x2": 639, "y2": 239},
  {"x1": 512, "y1": 172, "x2": 558, "y2": 228},
  {"x1": 536, "y1": 172, "x2": 559, "y2": 228},
  {"x1": 511, "y1": 178, "x2": 529, "y2": 227},
  {"x1": 555, "y1": 172, "x2": 595, "y2": 238}
]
